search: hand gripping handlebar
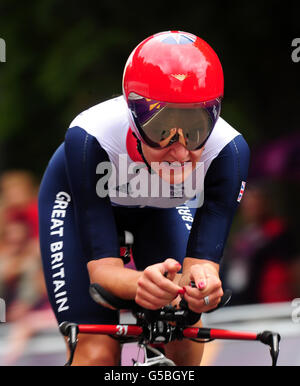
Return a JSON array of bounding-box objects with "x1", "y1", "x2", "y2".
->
[{"x1": 60, "y1": 283, "x2": 280, "y2": 366}]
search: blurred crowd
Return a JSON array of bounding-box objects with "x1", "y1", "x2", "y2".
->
[
  {"x1": 0, "y1": 170, "x2": 46, "y2": 321},
  {"x1": 220, "y1": 132, "x2": 300, "y2": 305},
  {"x1": 221, "y1": 181, "x2": 300, "y2": 305},
  {"x1": 0, "y1": 159, "x2": 299, "y2": 363},
  {"x1": 0, "y1": 168, "x2": 298, "y2": 313},
  {"x1": 0, "y1": 170, "x2": 56, "y2": 365}
]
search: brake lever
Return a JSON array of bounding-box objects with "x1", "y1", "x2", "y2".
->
[
  {"x1": 59, "y1": 322, "x2": 79, "y2": 366},
  {"x1": 257, "y1": 331, "x2": 281, "y2": 366}
]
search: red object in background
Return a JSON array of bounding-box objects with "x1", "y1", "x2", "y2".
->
[
  {"x1": 258, "y1": 260, "x2": 292, "y2": 303},
  {"x1": 23, "y1": 200, "x2": 39, "y2": 238},
  {"x1": 259, "y1": 218, "x2": 293, "y2": 303},
  {"x1": 262, "y1": 218, "x2": 286, "y2": 239},
  {"x1": 120, "y1": 246, "x2": 136, "y2": 270},
  {"x1": 5, "y1": 199, "x2": 39, "y2": 239}
]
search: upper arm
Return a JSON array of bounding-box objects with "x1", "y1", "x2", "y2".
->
[
  {"x1": 64, "y1": 126, "x2": 120, "y2": 261},
  {"x1": 186, "y1": 135, "x2": 250, "y2": 263}
]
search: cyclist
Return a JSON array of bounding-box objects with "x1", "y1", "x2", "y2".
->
[{"x1": 38, "y1": 31, "x2": 250, "y2": 366}]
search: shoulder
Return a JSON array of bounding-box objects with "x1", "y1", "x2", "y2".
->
[
  {"x1": 205, "y1": 117, "x2": 242, "y2": 153},
  {"x1": 69, "y1": 96, "x2": 129, "y2": 139},
  {"x1": 67, "y1": 96, "x2": 130, "y2": 157},
  {"x1": 201, "y1": 117, "x2": 248, "y2": 174}
]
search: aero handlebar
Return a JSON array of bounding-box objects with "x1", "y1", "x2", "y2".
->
[{"x1": 59, "y1": 283, "x2": 281, "y2": 366}]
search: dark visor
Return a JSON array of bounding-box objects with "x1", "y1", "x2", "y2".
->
[{"x1": 128, "y1": 93, "x2": 221, "y2": 151}]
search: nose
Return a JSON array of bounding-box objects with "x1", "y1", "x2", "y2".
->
[{"x1": 168, "y1": 142, "x2": 190, "y2": 162}]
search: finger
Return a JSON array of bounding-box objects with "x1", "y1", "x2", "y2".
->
[
  {"x1": 200, "y1": 276, "x2": 223, "y2": 298},
  {"x1": 190, "y1": 263, "x2": 222, "y2": 291},
  {"x1": 184, "y1": 291, "x2": 222, "y2": 313},
  {"x1": 136, "y1": 281, "x2": 182, "y2": 310},
  {"x1": 137, "y1": 276, "x2": 177, "y2": 300},
  {"x1": 162, "y1": 259, "x2": 182, "y2": 281},
  {"x1": 184, "y1": 280, "x2": 223, "y2": 299},
  {"x1": 135, "y1": 293, "x2": 162, "y2": 310},
  {"x1": 143, "y1": 266, "x2": 182, "y2": 295},
  {"x1": 136, "y1": 279, "x2": 178, "y2": 309},
  {"x1": 185, "y1": 287, "x2": 223, "y2": 305},
  {"x1": 189, "y1": 265, "x2": 207, "y2": 290}
]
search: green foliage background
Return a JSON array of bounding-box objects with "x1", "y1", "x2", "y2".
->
[{"x1": 0, "y1": 0, "x2": 299, "y2": 179}]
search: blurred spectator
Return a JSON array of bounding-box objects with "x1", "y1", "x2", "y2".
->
[
  {"x1": 0, "y1": 169, "x2": 56, "y2": 365},
  {"x1": 2, "y1": 252, "x2": 56, "y2": 366},
  {"x1": 249, "y1": 132, "x2": 300, "y2": 182},
  {"x1": 0, "y1": 169, "x2": 51, "y2": 321},
  {"x1": 221, "y1": 181, "x2": 300, "y2": 305},
  {"x1": 0, "y1": 170, "x2": 39, "y2": 240},
  {"x1": 0, "y1": 216, "x2": 41, "y2": 321}
]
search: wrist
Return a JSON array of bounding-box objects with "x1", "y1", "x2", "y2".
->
[
  {"x1": 88, "y1": 259, "x2": 142, "y2": 300},
  {"x1": 183, "y1": 257, "x2": 220, "y2": 273}
]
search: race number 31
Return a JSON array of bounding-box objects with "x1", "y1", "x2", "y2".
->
[{"x1": 116, "y1": 325, "x2": 128, "y2": 336}]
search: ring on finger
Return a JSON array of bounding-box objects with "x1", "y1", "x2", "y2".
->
[{"x1": 203, "y1": 295, "x2": 210, "y2": 306}]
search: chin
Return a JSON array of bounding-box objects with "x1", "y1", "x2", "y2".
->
[{"x1": 157, "y1": 162, "x2": 194, "y2": 185}]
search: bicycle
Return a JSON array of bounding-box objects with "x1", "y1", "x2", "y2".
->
[{"x1": 59, "y1": 231, "x2": 281, "y2": 367}]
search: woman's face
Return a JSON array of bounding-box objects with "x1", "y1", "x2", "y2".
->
[{"x1": 141, "y1": 141, "x2": 204, "y2": 184}]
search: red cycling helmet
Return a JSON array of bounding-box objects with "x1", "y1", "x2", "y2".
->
[{"x1": 123, "y1": 31, "x2": 224, "y2": 151}]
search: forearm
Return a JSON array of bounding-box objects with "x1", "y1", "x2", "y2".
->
[
  {"x1": 87, "y1": 258, "x2": 142, "y2": 300},
  {"x1": 88, "y1": 258, "x2": 184, "y2": 310}
]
